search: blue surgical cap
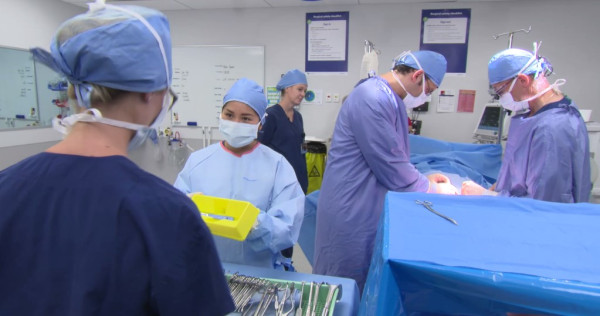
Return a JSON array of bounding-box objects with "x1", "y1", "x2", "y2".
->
[
  {"x1": 30, "y1": 4, "x2": 172, "y2": 108},
  {"x1": 488, "y1": 48, "x2": 543, "y2": 85},
  {"x1": 394, "y1": 50, "x2": 447, "y2": 87},
  {"x1": 276, "y1": 69, "x2": 308, "y2": 90},
  {"x1": 223, "y1": 78, "x2": 268, "y2": 119}
]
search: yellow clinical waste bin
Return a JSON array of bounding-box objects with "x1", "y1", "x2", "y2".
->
[{"x1": 306, "y1": 141, "x2": 327, "y2": 194}]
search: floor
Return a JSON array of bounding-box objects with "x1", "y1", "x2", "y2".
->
[{"x1": 292, "y1": 244, "x2": 312, "y2": 274}]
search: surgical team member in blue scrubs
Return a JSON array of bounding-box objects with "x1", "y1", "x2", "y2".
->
[
  {"x1": 259, "y1": 69, "x2": 309, "y2": 265},
  {"x1": 461, "y1": 44, "x2": 591, "y2": 203},
  {"x1": 174, "y1": 78, "x2": 305, "y2": 270},
  {"x1": 314, "y1": 51, "x2": 457, "y2": 292},
  {"x1": 0, "y1": 3, "x2": 234, "y2": 316},
  {"x1": 259, "y1": 69, "x2": 309, "y2": 193}
]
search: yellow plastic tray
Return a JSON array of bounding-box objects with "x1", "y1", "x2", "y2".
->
[{"x1": 190, "y1": 194, "x2": 259, "y2": 241}]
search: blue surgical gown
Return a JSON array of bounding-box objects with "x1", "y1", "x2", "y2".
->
[
  {"x1": 495, "y1": 97, "x2": 591, "y2": 203},
  {"x1": 174, "y1": 141, "x2": 305, "y2": 269},
  {"x1": 259, "y1": 104, "x2": 309, "y2": 193},
  {"x1": 313, "y1": 76, "x2": 430, "y2": 292},
  {"x1": 0, "y1": 153, "x2": 234, "y2": 316}
]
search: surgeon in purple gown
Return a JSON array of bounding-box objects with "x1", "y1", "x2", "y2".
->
[
  {"x1": 313, "y1": 50, "x2": 457, "y2": 292},
  {"x1": 462, "y1": 44, "x2": 591, "y2": 203}
]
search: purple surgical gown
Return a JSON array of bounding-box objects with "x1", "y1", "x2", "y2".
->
[
  {"x1": 0, "y1": 153, "x2": 234, "y2": 316},
  {"x1": 313, "y1": 77, "x2": 430, "y2": 292},
  {"x1": 495, "y1": 97, "x2": 591, "y2": 203}
]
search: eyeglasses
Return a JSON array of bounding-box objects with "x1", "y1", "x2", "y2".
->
[
  {"x1": 492, "y1": 79, "x2": 514, "y2": 96},
  {"x1": 424, "y1": 76, "x2": 437, "y2": 96},
  {"x1": 167, "y1": 87, "x2": 178, "y2": 111}
]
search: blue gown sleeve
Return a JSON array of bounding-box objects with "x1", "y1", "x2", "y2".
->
[
  {"x1": 245, "y1": 159, "x2": 305, "y2": 253},
  {"x1": 351, "y1": 89, "x2": 429, "y2": 192}
]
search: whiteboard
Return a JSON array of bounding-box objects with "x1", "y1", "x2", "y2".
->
[
  {"x1": 0, "y1": 47, "x2": 37, "y2": 121},
  {"x1": 170, "y1": 46, "x2": 265, "y2": 128}
]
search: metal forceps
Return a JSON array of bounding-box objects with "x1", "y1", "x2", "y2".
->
[{"x1": 415, "y1": 200, "x2": 458, "y2": 225}]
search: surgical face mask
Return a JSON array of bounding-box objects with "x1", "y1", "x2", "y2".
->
[
  {"x1": 53, "y1": 91, "x2": 172, "y2": 151},
  {"x1": 392, "y1": 71, "x2": 429, "y2": 109},
  {"x1": 219, "y1": 118, "x2": 259, "y2": 148},
  {"x1": 498, "y1": 77, "x2": 529, "y2": 112},
  {"x1": 499, "y1": 77, "x2": 566, "y2": 113},
  {"x1": 128, "y1": 91, "x2": 171, "y2": 150}
]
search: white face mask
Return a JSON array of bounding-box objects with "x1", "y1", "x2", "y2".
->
[
  {"x1": 498, "y1": 77, "x2": 529, "y2": 112},
  {"x1": 392, "y1": 71, "x2": 429, "y2": 109},
  {"x1": 499, "y1": 77, "x2": 566, "y2": 113},
  {"x1": 219, "y1": 118, "x2": 259, "y2": 148}
]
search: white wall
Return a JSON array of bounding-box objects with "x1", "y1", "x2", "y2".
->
[
  {"x1": 164, "y1": 0, "x2": 600, "y2": 143},
  {"x1": 1, "y1": 0, "x2": 598, "y2": 152}
]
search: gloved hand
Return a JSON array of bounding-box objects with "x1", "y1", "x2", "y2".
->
[
  {"x1": 461, "y1": 180, "x2": 497, "y2": 196},
  {"x1": 187, "y1": 192, "x2": 203, "y2": 198},
  {"x1": 426, "y1": 173, "x2": 451, "y2": 184},
  {"x1": 426, "y1": 173, "x2": 458, "y2": 195}
]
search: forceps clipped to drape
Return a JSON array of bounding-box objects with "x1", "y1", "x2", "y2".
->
[{"x1": 415, "y1": 200, "x2": 458, "y2": 225}]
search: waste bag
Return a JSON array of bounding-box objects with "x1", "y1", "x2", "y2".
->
[{"x1": 305, "y1": 141, "x2": 327, "y2": 194}]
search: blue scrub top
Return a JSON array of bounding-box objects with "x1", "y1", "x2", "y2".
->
[
  {"x1": 259, "y1": 104, "x2": 308, "y2": 193},
  {"x1": 0, "y1": 153, "x2": 234, "y2": 315}
]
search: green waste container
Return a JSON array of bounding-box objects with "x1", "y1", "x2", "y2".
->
[{"x1": 305, "y1": 141, "x2": 327, "y2": 194}]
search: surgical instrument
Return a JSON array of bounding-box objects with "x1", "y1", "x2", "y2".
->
[
  {"x1": 415, "y1": 200, "x2": 458, "y2": 225},
  {"x1": 305, "y1": 282, "x2": 314, "y2": 316},
  {"x1": 311, "y1": 282, "x2": 322, "y2": 316},
  {"x1": 295, "y1": 282, "x2": 305, "y2": 316},
  {"x1": 321, "y1": 283, "x2": 339, "y2": 316}
]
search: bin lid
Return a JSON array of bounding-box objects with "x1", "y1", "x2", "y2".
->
[{"x1": 307, "y1": 141, "x2": 327, "y2": 153}]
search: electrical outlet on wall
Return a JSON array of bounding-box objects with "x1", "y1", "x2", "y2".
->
[
  {"x1": 333, "y1": 93, "x2": 340, "y2": 103},
  {"x1": 325, "y1": 93, "x2": 332, "y2": 103}
]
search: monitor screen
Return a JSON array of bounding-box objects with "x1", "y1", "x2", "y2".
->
[{"x1": 474, "y1": 104, "x2": 501, "y2": 137}]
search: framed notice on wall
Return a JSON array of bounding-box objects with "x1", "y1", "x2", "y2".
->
[
  {"x1": 420, "y1": 9, "x2": 471, "y2": 74},
  {"x1": 305, "y1": 11, "x2": 349, "y2": 74}
]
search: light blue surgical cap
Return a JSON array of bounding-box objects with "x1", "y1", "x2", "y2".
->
[
  {"x1": 276, "y1": 69, "x2": 308, "y2": 90},
  {"x1": 394, "y1": 50, "x2": 447, "y2": 87},
  {"x1": 488, "y1": 48, "x2": 543, "y2": 85},
  {"x1": 223, "y1": 78, "x2": 268, "y2": 119},
  {"x1": 30, "y1": 4, "x2": 172, "y2": 108}
]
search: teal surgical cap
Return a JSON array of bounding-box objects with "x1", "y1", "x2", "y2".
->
[
  {"x1": 223, "y1": 78, "x2": 268, "y2": 119},
  {"x1": 394, "y1": 50, "x2": 447, "y2": 87},
  {"x1": 276, "y1": 69, "x2": 308, "y2": 90},
  {"x1": 488, "y1": 48, "x2": 543, "y2": 85},
  {"x1": 30, "y1": 4, "x2": 172, "y2": 108}
]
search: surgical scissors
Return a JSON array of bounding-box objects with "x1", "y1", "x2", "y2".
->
[{"x1": 415, "y1": 200, "x2": 458, "y2": 225}]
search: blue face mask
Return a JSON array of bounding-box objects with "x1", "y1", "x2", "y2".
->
[{"x1": 218, "y1": 118, "x2": 259, "y2": 148}]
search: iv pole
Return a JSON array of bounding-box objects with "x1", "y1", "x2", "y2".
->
[{"x1": 491, "y1": 26, "x2": 531, "y2": 144}]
